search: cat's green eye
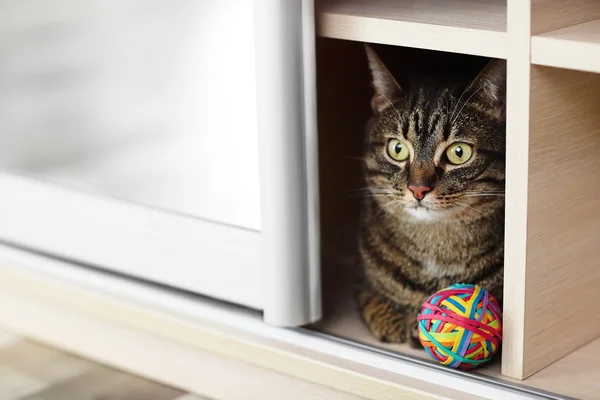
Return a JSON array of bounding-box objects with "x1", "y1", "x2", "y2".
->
[
  {"x1": 446, "y1": 143, "x2": 473, "y2": 165},
  {"x1": 387, "y1": 139, "x2": 410, "y2": 161}
]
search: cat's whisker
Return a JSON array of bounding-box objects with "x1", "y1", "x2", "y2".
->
[
  {"x1": 450, "y1": 85, "x2": 469, "y2": 123},
  {"x1": 463, "y1": 194, "x2": 505, "y2": 197},
  {"x1": 382, "y1": 198, "x2": 398, "y2": 207},
  {"x1": 348, "y1": 193, "x2": 392, "y2": 197},
  {"x1": 348, "y1": 186, "x2": 393, "y2": 191},
  {"x1": 451, "y1": 86, "x2": 483, "y2": 125},
  {"x1": 462, "y1": 192, "x2": 504, "y2": 197},
  {"x1": 391, "y1": 200, "x2": 404, "y2": 214},
  {"x1": 350, "y1": 190, "x2": 394, "y2": 195},
  {"x1": 456, "y1": 201, "x2": 504, "y2": 241},
  {"x1": 357, "y1": 192, "x2": 394, "y2": 196},
  {"x1": 464, "y1": 192, "x2": 505, "y2": 194},
  {"x1": 453, "y1": 201, "x2": 501, "y2": 231},
  {"x1": 454, "y1": 200, "x2": 482, "y2": 213},
  {"x1": 464, "y1": 189, "x2": 506, "y2": 192},
  {"x1": 348, "y1": 188, "x2": 392, "y2": 193},
  {"x1": 348, "y1": 194, "x2": 393, "y2": 199},
  {"x1": 376, "y1": 199, "x2": 400, "y2": 217},
  {"x1": 371, "y1": 84, "x2": 403, "y2": 126},
  {"x1": 463, "y1": 190, "x2": 506, "y2": 194}
]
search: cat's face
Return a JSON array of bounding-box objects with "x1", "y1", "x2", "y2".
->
[{"x1": 364, "y1": 46, "x2": 506, "y2": 222}]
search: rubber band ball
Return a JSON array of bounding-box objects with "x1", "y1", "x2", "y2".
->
[{"x1": 417, "y1": 283, "x2": 502, "y2": 370}]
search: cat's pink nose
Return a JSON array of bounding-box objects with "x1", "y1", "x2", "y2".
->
[{"x1": 408, "y1": 185, "x2": 431, "y2": 200}]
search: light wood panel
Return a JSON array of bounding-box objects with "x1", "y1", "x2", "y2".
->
[
  {"x1": 532, "y1": 19, "x2": 600, "y2": 73},
  {"x1": 501, "y1": 0, "x2": 532, "y2": 381},
  {"x1": 504, "y1": 0, "x2": 600, "y2": 380},
  {"x1": 522, "y1": 66, "x2": 600, "y2": 378},
  {"x1": 316, "y1": 0, "x2": 507, "y2": 58},
  {"x1": 525, "y1": 336, "x2": 600, "y2": 400},
  {"x1": 531, "y1": 0, "x2": 600, "y2": 35}
]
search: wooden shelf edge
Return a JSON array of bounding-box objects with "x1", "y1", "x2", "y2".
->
[
  {"x1": 532, "y1": 36, "x2": 600, "y2": 73},
  {"x1": 318, "y1": 13, "x2": 507, "y2": 59},
  {"x1": 531, "y1": 19, "x2": 600, "y2": 73}
]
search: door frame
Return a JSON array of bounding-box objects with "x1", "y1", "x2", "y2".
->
[{"x1": 254, "y1": 0, "x2": 321, "y2": 326}]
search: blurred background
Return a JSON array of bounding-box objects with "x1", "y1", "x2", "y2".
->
[{"x1": 0, "y1": 0, "x2": 261, "y2": 230}]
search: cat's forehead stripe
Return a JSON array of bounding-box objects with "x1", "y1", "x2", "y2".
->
[
  {"x1": 400, "y1": 117, "x2": 409, "y2": 137},
  {"x1": 408, "y1": 111, "x2": 421, "y2": 138},
  {"x1": 428, "y1": 112, "x2": 441, "y2": 136},
  {"x1": 401, "y1": 96, "x2": 446, "y2": 144}
]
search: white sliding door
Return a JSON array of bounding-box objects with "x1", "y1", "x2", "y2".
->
[
  {"x1": 0, "y1": 0, "x2": 262, "y2": 308},
  {"x1": 0, "y1": 0, "x2": 261, "y2": 230},
  {"x1": 0, "y1": 0, "x2": 321, "y2": 322},
  {"x1": 254, "y1": 0, "x2": 321, "y2": 326}
]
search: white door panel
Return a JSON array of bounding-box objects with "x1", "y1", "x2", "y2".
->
[
  {"x1": 0, "y1": 173, "x2": 262, "y2": 309},
  {"x1": 0, "y1": 0, "x2": 321, "y2": 321},
  {"x1": 0, "y1": 0, "x2": 262, "y2": 309},
  {"x1": 254, "y1": 0, "x2": 321, "y2": 325},
  {"x1": 0, "y1": 0, "x2": 260, "y2": 230}
]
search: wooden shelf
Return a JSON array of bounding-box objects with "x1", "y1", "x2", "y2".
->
[
  {"x1": 310, "y1": 244, "x2": 505, "y2": 381},
  {"x1": 532, "y1": 19, "x2": 600, "y2": 73},
  {"x1": 311, "y1": 252, "x2": 600, "y2": 399},
  {"x1": 524, "y1": 337, "x2": 600, "y2": 400},
  {"x1": 316, "y1": 0, "x2": 507, "y2": 58},
  {"x1": 310, "y1": 272, "x2": 504, "y2": 380}
]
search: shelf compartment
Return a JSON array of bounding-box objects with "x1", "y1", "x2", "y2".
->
[
  {"x1": 532, "y1": 19, "x2": 600, "y2": 73},
  {"x1": 310, "y1": 253, "x2": 505, "y2": 380},
  {"x1": 316, "y1": 0, "x2": 507, "y2": 58},
  {"x1": 312, "y1": 274, "x2": 600, "y2": 400},
  {"x1": 507, "y1": 65, "x2": 600, "y2": 381},
  {"x1": 312, "y1": 37, "x2": 509, "y2": 386}
]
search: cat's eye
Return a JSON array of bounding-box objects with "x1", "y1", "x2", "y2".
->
[
  {"x1": 445, "y1": 143, "x2": 473, "y2": 165},
  {"x1": 387, "y1": 139, "x2": 410, "y2": 161}
]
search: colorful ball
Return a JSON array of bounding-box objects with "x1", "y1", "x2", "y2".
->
[{"x1": 417, "y1": 284, "x2": 502, "y2": 370}]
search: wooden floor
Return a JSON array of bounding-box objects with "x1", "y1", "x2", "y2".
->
[{"x1": 0, "y1": 327, "x2": 208, "y2": 400}]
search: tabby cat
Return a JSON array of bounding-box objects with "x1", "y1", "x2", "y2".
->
[{"x1": 358, "y1": 45, "x2": 506, "y2": 346}]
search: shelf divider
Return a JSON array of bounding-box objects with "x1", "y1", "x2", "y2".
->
[
  {"x1": 523, "y1": 65, "x2": 600, "y2": 380},
  {"x1": 502, "y1": 0, "x2": 532, "y2": 380}
]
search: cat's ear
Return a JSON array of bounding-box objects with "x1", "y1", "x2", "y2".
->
[
  {"x1": 365, "y1": 44, "x2": 402, "y2": 113},
  {"x1": 466, "y1": 59, "x2": 506, "y2": 119}
]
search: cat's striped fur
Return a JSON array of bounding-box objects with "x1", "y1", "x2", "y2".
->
[{"x1": 358, "y1": 46, "x2": 506, "y2": 346}]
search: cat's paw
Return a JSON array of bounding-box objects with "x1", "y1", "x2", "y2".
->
[
  {"x1": 357, "y1": 289, "x2": 418, "y2": 344},
  {"x1": 408, "y1": 320, "x2": 422, "y2": 349}
]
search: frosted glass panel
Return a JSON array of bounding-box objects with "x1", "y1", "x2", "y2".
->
[{"x1": 0, "y1": 0, "x2": 261, "y2": 230}]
